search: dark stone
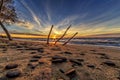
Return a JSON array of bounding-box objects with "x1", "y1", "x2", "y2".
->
[
  {"x1": 103, "y1": 61, "x2": 116, "y2": 67},
  {"x1": 37, "y1": 48, "x2": 44, "y2": 53},
  {"x1": 32, "y1": 55, "x2": 41, "y2": 59},
  {"x1": 70, "y1": 59, "x2": 82, "y2": 66},
  {"x1": 65, "y1": 68, "x2": 78, "y2": 79},
  {"x1": 76, "y1": 59, "x2": 84, "y2": 62},
  {"x1": 6, "y1": 70, "x2": 21, "y2": 78},
  {"x1": 28, "y1": 63, "x2": 38, "y2": 69},
  {"x1": 30, "y1": 52, "x2": 37, "y2": 54},
  {"x1": 5, "y1": 64, "x2": 18, "y2": 69},
  {"x1": 26, "y1": 47, "x2": 38, "y2": 50},
  {"x1": 64, "y1": 51, "x2": 72, "y2": 54},
  {"x1": 98, "y1": 53, "x2": 106, "y2": 56},
  {"x1": 39, "y1": 61, "x2": 44, "y2": 64},
  {"x1": 30, "y1": 58, "x2": 39, "y2": 62},
  {"x1": 16, "y1": 46, "x2": 22, "y2": 48},
  {"x1": 87, "y1": 64, "x2": 95, "y2": 69},
  {"x1": 100, "y1": 55, "x2": 109, "y2": 59},
  {"x1": 80, "y1": 53, "x2": 85, "y2": 55},
  {"x1": 52, "y1": 56, "x2": 67, "y2": 63},
  {"x1": 52, "y1": 59, "x2": 66, "y2": 63},
  {"x1": 59, "y1": 69, "x2": 64, "y2": 73}
]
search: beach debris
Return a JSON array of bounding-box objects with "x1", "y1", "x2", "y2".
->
[
  {"x1": 47, "y1": 25, "x2": 54, "y2": 44},
  {"x1": 63, "y1": 32, "x2": 78, "y2": 46},
  {"x1": 6, "y1": 69, "x2": 21, "y2": 78},
  {"x1": 52, "y1": 56, "x2": 67, "y2": 63},
  {"x1": 54, "y1": 25, "x2": 71, "y2": 45},
  {"x1": 103, "y1": 61, "x2": 116, "y2": 67},
  {"x1": 87, "y1": 64, "x2": 95, "y2": 69},
  {"x1": 58, "y1": 63, "x2": 78, "y2": 80},
  {"x1": 70, "y1": 59, "x2": 82, "y2": 66},
  {"x1": 5, "y1": 64, "x2": 18, "y2": 69}
]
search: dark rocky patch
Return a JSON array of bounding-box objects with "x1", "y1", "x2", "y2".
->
[
  {"x1": 37, "y1": 48, "x2": 44, "y2": 53},
  {"x1": 28, "y1": 63, "x2": 38, "y2": 69},
  {"x1": 6, "y1": 69, "x2": 21, "y2": 78},
  {"x1": 5, "y1": 64, "x2": 18, "y2": 70},
  {"x1": 103, "y1": 61, "x2": 116, "y2": 67},
  {"x1": 80, "y1": 53, "x2": 85, "y2": 55},
  {"x1": 65, "y1": 68, "x2": 78, "y2": 79},
  {"x1": 39, "y1": 61, "x2": 44, "y2": 64},
  {"x1": 52, "y1": 56, "x2": 67, "y2": 63},
  {"x1": 100, "y1": 55, "x2": 110, "y2": 59},
  {"x1": 70, "y1": 59, "x2": 82, "y2": 66},
  {"x1": 29, "y1": 58, "x2": 39, "y2": 62},
  {"x1": 64, "y1": 51, "x2": 72, "y2": 54},
  {"x1": 76, "y1": 59, "x2": 84, "y2": 62},
  {"x1": 87, "y1": 64, "x2": 95, "y2": 69},
  {"x1": 30, "y1": 52, "x2": 37, "y2": 54},
  {"x1": 32, "y1": 55, "x2": 41, "y2": 59}
]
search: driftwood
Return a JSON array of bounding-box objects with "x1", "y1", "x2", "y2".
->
[
  {"x1": 54, "y1": 25, "x2": 71, "y2": 45},
  {"x1": 63, "y1": 32, "x2": 78, "y2": 46},
  {"x1": 47, "y1": 25, "x2": 54, "y2": 44}
]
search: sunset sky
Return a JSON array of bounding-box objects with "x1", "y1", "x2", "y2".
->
[{"x1": 0, "y1": 0, "x2": 120, "y2": 38}]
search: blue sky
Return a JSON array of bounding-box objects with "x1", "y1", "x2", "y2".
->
[{"x1": 1, "y1": 0, "x2": 120, "y2": 37}]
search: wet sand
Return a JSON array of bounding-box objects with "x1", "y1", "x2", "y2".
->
[{"x1": 0, "y1": 39, "x2": 120, "y2": 80}]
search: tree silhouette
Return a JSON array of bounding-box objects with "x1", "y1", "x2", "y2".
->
[{"x1": 0, "y1": 0, "x2": 17, "y2": 40}]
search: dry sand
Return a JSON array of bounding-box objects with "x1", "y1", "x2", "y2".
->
[{"x1": 0, "y1": 39, "x2": 120, "y2": 80}]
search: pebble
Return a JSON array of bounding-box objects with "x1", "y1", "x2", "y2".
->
[
  {"x1": 30, "y1": 58, "x2": 39, "y2": 62},
  {"x1": 6, "y1": 69, "x2": 21, "y2": 78},
  {"x1": 64, "y1": 51, "x2": 72, "y2": 54},
  {"x1": 5, "y1": 64, "x2": 18, "y2": 69},
  {"x1": 32, "y1": 55, "x2": 41, "y2": 59},
  {"x1": 37, "y1": 48, "x2": 44, "y2": 53},
  {"x1": 52, "y1": 56, "x2": 67, "y2": 63},
  {"x1": 87, "y1": 64, "x2": 95, "y2": 69},
  {"x1": 103, "y1": 61, "x2": 116, "y2": 67}
]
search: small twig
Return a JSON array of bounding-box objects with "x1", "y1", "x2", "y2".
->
[
  {"x1": 54, "y1": 25, "x2": 71, "y2": 45},
  {"x1": 47, "y1": 25, "x2": 54, "y2": 45},
  {"x1": 63, "y1": 32, "x2": 78, "y2": 46}
]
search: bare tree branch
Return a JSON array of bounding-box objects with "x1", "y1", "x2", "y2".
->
[
  {"x1": 63, "y1": 32, "x2": 78, "y2": 46},
  {"x1": 47, "y1": 25, "x2": 54, "y2": 44},
  {"x1": 54, "y1": 25, "x2": 71, "y2": 45}
]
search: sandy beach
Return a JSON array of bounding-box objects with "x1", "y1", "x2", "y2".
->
[{"x1": 0, "y1": 39, "x2": 120, "y2": 80}]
